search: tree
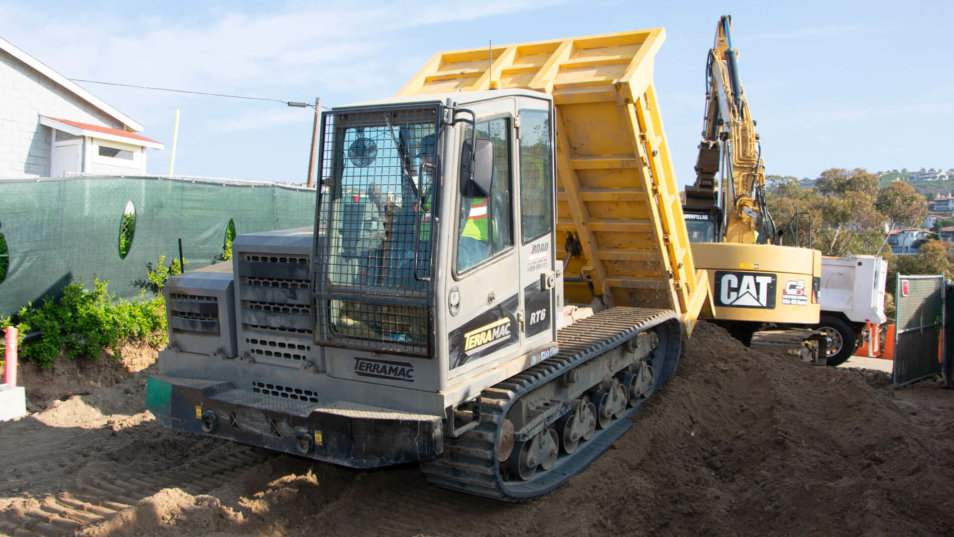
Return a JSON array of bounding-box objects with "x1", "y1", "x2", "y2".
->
[
  {"x1": 814, "y1": 168, "x2": 880, "y2": 199},
  {"x1": 766, "y1": 175, "x2": 822, "y2": 248},
  {"x1": 765, "y1": 168, "x2": 936, "y2": 257},
  {"x1": 809, "y1": 169, "x2": 884, "y2": 256},
  {"x1": 936, "y1": 217, "x2": 954, "y2": 232},
  {"x1": 875, "y1": 181, "x2": 928, "y2": 254},
  {"x1": 887, "y1": 239, "x2": 953, "y2": 295}
]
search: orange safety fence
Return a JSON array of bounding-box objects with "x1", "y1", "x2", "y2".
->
[
  {"x1": 858, "y1": 322, "x2": 945, "y2": 364},
  {"x1": 855, "y1": 322, "x2": 893, "y2": 360}
]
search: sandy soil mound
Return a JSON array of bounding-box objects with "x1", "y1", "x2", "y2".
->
[
  {"x1": 2, "y1": 322, "x2": 952, "y2": 536},
  {"x1": 17, "y1": 341, "x2": 158, "y2": 412}
]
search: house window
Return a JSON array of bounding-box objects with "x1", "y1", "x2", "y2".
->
[{"x1": 98, "y1": 145, "x2": 135, "y2": 160}]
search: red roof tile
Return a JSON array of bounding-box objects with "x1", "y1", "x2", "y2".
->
[{"x1": 46, "y1": 117, "x2": 160, "y2": 145}]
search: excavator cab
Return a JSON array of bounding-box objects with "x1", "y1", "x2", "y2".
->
[{"x1": 684, "y1": 208, "x2": 722, "y2": 243}]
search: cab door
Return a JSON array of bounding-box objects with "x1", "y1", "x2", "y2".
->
[
  {"x1": 514, "y1": 98, "x2": 558, "y2": 356},
  {"x1": 444, "y1": 98, "x2": 522, "y2": 378}
]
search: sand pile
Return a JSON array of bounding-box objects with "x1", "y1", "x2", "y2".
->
[{"x1": 2, "y1": 322, "x2": 952, "y2": 536}]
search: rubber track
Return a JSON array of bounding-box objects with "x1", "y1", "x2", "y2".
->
[
  {"x1": 0, "y1": 446, "x2": 275, "y2": 537},
  {"x1": 420, "y1": 306, "x2": 680, "y2": 501}
]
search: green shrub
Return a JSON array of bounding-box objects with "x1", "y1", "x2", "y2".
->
[
  {"x1": 2, "y1": 278, "x2": 167, "y2": 368},
  {"x1": 221, "y1": 219, "x2": 236, "y2": 261},
  {"x1": 0, "y1": 232, "x2": 9, "y2": 283},
  {"x1": 143, "y1": 254, "x2": 183, "y2": 296},
  {"x1": 118, "y1": 212, "x2": 136, "y2": 259}
]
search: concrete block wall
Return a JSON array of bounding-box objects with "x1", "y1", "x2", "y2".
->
[{"x1": 0, "y1": 49, "x2": 121, "y2": 179}]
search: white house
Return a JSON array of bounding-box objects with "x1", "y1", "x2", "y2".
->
[
  {"x1": 908, "y1": 171, "x2": 950, "y2": 182},
  {"x1": 0, "y1": 35, "x2": 162, "y2": 178},
  {"x1": 887, "y1": 228, "x2": 931, "y2": 255}
]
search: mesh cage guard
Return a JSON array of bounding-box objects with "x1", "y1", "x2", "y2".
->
[{"x1": 313, "y1": 104, "x2": 442, "y2": 357}]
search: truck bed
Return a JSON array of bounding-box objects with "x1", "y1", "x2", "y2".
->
[{"x1": 398, "y1": 29, "x2": 709, "y2": 327}]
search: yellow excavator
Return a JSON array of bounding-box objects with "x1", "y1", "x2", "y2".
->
[{"x1": 683, "y1": 15, "x2": 823, "y2": 347}]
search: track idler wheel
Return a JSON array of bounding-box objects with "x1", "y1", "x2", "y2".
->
[{"x1": 507, "y1": 427, "x2": 559, "y2": 481}]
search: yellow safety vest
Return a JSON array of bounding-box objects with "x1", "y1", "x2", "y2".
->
[{"x1": 461, "y1": 199, "x2": 488, "y2": 241}]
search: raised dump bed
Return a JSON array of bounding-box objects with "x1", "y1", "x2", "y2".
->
[{"x1": 399, "y1": 29, "x2": 709, "y2": 326}]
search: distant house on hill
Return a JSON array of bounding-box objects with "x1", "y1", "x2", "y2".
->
[
  {"x1": 929, "y1": 194, "x2": 954, "y2": 214},
  {"x1": 887, "y1": 228, "x2": 931, "y2": 255},
  {"x1": 907, "y1": 171, "x2": 950, "y2": 182},
  {"x1": 940, "y1": 226, "x2": 954, "y2": 243},
  {"x1": 0, "y1": 36, "x2": 163, "y2": 179}
]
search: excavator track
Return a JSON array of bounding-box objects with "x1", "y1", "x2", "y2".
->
[{"x1": 421, "y1": 307, "x2": 681, "y2": 501}]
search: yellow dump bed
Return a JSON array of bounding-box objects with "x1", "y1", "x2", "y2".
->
[{"x1": 399, "y1": 29, "x2": 709, "y2": 325}]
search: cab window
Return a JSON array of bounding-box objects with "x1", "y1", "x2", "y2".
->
[
  {"x1": 518, "y1": 109, "x2": 552, "y2": 243},
  {"x1": 457, "y1": 117, "x2": 513, "y2": 273},
  {"x1": 686, "y1": 218, "x2": 716, "y2": 242}
]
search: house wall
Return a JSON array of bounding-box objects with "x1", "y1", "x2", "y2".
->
[
  {"x1": 0, "y1": 48, "x2": 122, "y2": 179},
  {"x1": 929, "y1": 199, "x2": 954, "y2": 213},
  {"x1": 86, "y1": 139, "x2": 146, "y2": 175},
  {"x1": 890, "y1": 230, "x2": 929, "y2": 255}
]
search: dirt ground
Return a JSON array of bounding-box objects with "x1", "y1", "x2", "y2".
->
[{"x1": 1, "y1": 322, "x2": 952, "y2": 537}]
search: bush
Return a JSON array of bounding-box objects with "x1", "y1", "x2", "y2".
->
[
  {"x1": 1, "y1": 277, "x2": 168, "y2": 368},
  {"x1": 220, "y1": 219, "x2": 236, "y2": 261},
  {"x1": 118, "y1": 212, "x2": 136, "y2": 259},
  {"x1": 141, "y1": 254, "x2": 183, "y2": 296}
]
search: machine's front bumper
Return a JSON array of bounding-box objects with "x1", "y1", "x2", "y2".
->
[{"x1": 146, "y1": 375, "x2": 443, "y2": 468}]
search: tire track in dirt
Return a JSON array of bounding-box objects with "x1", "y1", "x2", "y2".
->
[{"x1": 0, "y1": 445, "x2": 274, "y2": 536}]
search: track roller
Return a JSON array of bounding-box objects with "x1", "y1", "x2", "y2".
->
[
  {"x1": 507, "y1": 427, "x2": 559, "y2": 481},
  {"x1": 590, "y1": 379, "x2": 627, "y2": 429},
  {"x1": 622, "y1": 361, "x2": 654, "y2": 405},
  {"x1": 555, "y1": 400, "x2": 597, "y2": 454}
]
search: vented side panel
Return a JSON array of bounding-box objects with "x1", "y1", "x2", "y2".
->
[{"x1": 233, "y1": 233, "x2": 320, "y2": 370}]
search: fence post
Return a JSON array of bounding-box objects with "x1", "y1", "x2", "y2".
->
[
  {"x1": 3, "y1": 326, "x2": 15, "y2": 386},
  {"x1": 1, "y1": 325, "x2": 26, "y2": 421}
]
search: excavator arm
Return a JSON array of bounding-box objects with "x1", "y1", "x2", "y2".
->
[{"x1": 685, "y1": 15, "x2": 774, "y2": 245}]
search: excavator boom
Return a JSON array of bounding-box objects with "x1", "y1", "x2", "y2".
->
[{"x1": 686, "y1": 15, "x2": 770, "y2": 245}]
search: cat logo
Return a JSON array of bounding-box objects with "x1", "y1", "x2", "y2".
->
[
  {"x1": 715, "y1": 271, "x2": 777, "y2": 309},
  {"x1": 463, "y1": 318, "x2": 512, "y2": 355}
]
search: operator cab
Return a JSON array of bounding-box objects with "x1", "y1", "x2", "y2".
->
[
  {"x1": 312, "y1": 89, "x2": 560, "y2": 401},
  {"x1": 683, "y1": 207, "x2": 722, "y2": 243}
]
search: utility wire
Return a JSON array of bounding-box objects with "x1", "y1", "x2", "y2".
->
[{"x1": 69, "y1": 78, "x2": 330, "y2": 109}]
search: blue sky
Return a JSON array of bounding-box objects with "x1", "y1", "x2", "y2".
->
[{"x1": 2, "y1": 0, "x2": 951, "y2": 185}]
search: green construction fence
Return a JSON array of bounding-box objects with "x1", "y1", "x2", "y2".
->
[{"x1": 0, "y1": 176, "x2": 316, "y2": 317}]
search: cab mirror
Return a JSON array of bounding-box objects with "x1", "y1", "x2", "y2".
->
[{"x1": 460, "y1": 138, "x2": 494, "y2": 198}]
